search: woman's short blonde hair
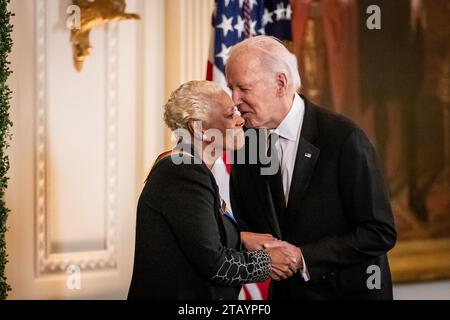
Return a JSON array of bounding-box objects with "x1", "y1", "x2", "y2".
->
[{"x1": 164, "y1": 80, "x2": 223, "y2": 131}]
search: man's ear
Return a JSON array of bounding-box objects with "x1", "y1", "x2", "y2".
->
[{"x1": 276, "y1": 72, "x2": 288, "y2": 97}]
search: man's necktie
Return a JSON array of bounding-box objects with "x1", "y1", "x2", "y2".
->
[{"x1": 266, "y1": 131, "x2": 286, "y2": 226}]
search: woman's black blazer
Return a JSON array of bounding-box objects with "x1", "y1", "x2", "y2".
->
[{"x1": 128, "y1": 150, "x2": 270, "y2": 300}]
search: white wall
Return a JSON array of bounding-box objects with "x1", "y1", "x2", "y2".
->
[
  {"x1": 6, "y1": 0, "x2": 165, "y2": 299},
  {"x1": 394, "y1": 281, "x2": 450, "y2": 300}
]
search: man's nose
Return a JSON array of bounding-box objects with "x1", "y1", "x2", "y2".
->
[{"x1": 231, "y1": 90, "x2": 242, "y2": 105}]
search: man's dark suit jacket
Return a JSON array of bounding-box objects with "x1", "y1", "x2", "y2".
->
[{"x1": 230, "y1": 97, "x2": 397, "y2": 300}]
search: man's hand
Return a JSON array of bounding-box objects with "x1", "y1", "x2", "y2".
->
[
  {"x1": 264, "y1": 240, "x2": 303, "y2": 281},
  {"x1": 240, "y1": 232, "x2": 277, "y2": 251}
]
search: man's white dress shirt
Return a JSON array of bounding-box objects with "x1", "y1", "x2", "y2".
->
[{"x1": 271, "y1": 93, "x2": 310, "y2": 281}]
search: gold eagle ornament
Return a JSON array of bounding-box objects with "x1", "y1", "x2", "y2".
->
[{"x1": 70, "y1": 0, "x2": 140, "y2": 71}]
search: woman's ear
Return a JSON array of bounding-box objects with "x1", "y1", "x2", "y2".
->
[
  {"x1": 188, "y1": 120, "x2": 208, "y2": 141},
  {"x1": 276, "y1": 72, "x2": 288, "y2": 97},
  {"x1": 187, "y1": 121, "x2": 196, "y2": 137}
]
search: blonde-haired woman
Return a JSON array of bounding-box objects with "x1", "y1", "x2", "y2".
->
[{"x1": 128, "y1": 81, "x2": 298, "y2": 300}]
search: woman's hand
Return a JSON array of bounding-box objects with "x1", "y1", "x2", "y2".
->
[{"x1": 240, "y1": 232, "x2": 277, "y2": 251}]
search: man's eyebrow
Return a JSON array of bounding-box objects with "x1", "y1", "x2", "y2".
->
[{"x1": 228, "y1": 82, "x2": 250, "y2": 89}]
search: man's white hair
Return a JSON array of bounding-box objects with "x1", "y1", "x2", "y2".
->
[
  {"x1": 227, "y1": 35, "x2": 301, "y2": 92},
  {"x1": 164, "y1": 80, "x2": 223, "y2": 131}
]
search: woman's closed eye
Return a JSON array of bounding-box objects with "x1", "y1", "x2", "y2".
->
[{"x1": 225, "y1": 106, "x2": 241, "y2": 119}]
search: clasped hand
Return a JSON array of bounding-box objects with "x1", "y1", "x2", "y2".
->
[{"x1": 241, "y1": 232, "x2": 302, "y2": 281}]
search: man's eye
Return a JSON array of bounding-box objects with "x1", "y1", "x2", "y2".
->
[{"x1": 226, "y1": 113, "x2": 234, "y2": 119}]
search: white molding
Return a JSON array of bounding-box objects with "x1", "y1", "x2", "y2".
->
[
  {"x1": 137, "y1": 0, "x2": 165, "y2": 181},
  {"x1": 178, "y1": 0, "x2": 214, "y2": 83},
  {"x1": 104, "y1": 21, "x2": 119, "y2": 268},
  {"x1": 35, "y1": 0, "x2": 118, "y2": 276}
]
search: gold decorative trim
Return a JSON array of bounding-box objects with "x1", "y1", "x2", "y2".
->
[
  {"x1": 390, "y1": 239, "x2": 450, "y2": 283},
  {"x1": 70, "y1": 0, "x2": 140, "y2": 71}
]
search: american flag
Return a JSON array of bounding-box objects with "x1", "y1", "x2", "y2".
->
[{"x1": 206, "y1": 0, "x2": 293, "y2": 300}]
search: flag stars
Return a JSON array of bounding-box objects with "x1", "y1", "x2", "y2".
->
[
  {"x1": 249, "y1": 0, "x2": 258, "y2": 11},
  {"x1": 214, "y1": 1, "x2": 292, "y2": 67},
  {"x1": 217, "y1": 14, "x2": 234, "y2": 37},
  {"x1": 216, "y1": 43, "x2": 231, "y2": 64},
  {"x1": 234, "y1": 15, "x2": 245, "y2": 38},
  {"x1": 285, "y1": 4, "x2": 292, "y2": 20},
  {"x1": 274, "y1": 3, "x2": 286, "y2": 21},
  {"x1": 262, "y1": 8, "x2": 273, "y2": 27}
]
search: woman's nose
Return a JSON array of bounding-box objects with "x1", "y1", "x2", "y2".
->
[{"x1": 235, "y1": 115, "x2": 244, "y2": 127}]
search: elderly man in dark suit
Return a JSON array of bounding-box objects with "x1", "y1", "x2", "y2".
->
[{"x1": 227, "y1": 36, "x2": 397, "y2": 300}]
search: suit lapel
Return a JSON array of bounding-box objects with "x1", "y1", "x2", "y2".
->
[
  {"x1": 287, "y1": 97, "x2": 321, "y2": 213},
  {"x1": 267, "y1": 165, "x2": 287, "y2": 229},
  {"x1": 287, "y1": 137, "x2": 320, "y2": 212}
]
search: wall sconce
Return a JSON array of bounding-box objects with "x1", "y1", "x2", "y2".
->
[{"x1": 70, "y1": 0, "x2": 140, "y2": 71}]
